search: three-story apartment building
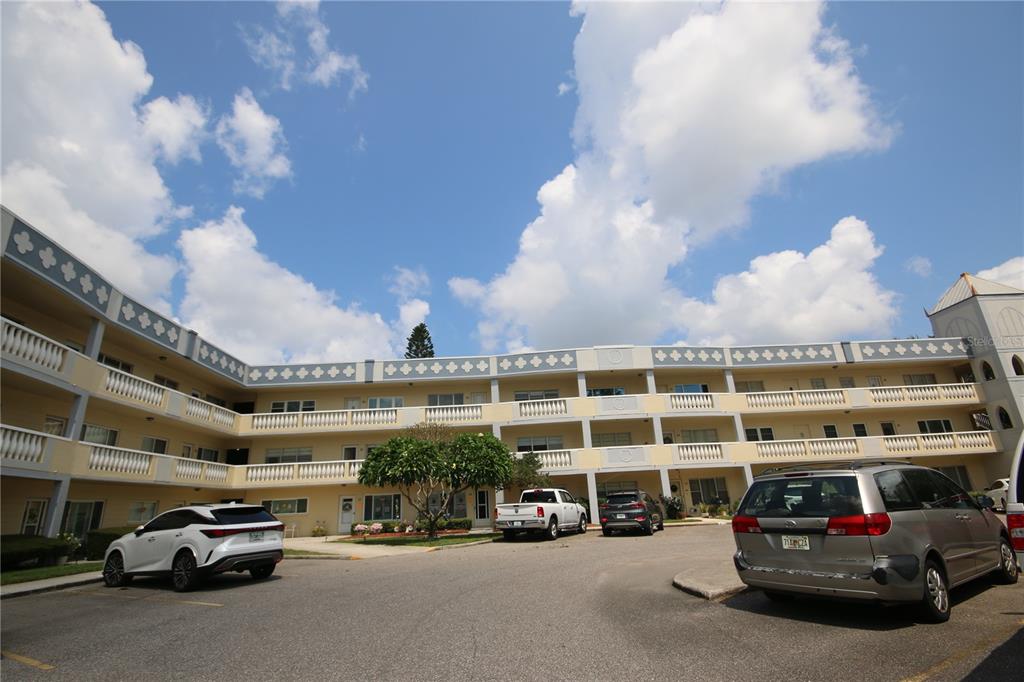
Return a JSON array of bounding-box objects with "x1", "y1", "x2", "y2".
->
[{"x1": 3, "y1": 205, "x2": 1023, "y2": 538}]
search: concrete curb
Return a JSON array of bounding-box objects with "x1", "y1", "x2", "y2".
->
[
  {"x1": 284, "y1": 555, "x2": 357, "y2": 560},
  {"x1": 426, "y1": 538, "x2": 497, "y2": 552},
  {"x1": 671, "y1": 572, "x2": 747, "y2": 602},
  {"x1": 1, "y1": 573, "x2": 104, "y2": 600}
]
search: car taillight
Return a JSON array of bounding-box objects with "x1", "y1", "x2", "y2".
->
[
  {"x1": 635, "y1": 516, "x2": 647, "y2": 522},
  {"x1": 1008, "y1": 513, "x2": 1024, "y2": 551},
  {"x1": 629, "y1": 502, "x2": 645, "y2": 510},
  {"x1": 599, "y1": 504, "x2": 609, "y2": 510},
  {"x1": 537, "y1": 506, "x2": 544, "y2": 518},
  {"x1": 201, "y1": 523, "x2": 284, "y2": 538},
  {"x1": 826, "y1": 513, "x2": 891, "y2": 536},
  {"x1": 600, "y1": 517, "x2": 608, "y2": 523},
  {"x1": 731, "y1": 515, "x2": 761, "y2": 534}
]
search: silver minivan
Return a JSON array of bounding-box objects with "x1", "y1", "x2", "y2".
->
[{"x1": 731, "y1": 461, "x2": 1018, "y2": 622}]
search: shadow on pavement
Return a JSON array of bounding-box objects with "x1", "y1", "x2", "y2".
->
[
  {"x1": 961, "y1": 627, "x2": 1024, "y2": 679},
  {"x1": 110, "y1": 572, "x2": 280, "y2": 594}
]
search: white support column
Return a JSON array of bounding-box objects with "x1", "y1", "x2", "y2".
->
[
  {"x1": 645, "y1": 369, "x2": 657, "y2": 394},
  {"x1": 493, "y1": 422, "x2": 505, "y2": 505},
  {"x1": 577, "y1": 371, "x2": 588, "y2": 398},
  {"x1": 490, "y1": 378, "x2": 500, "y2": 404},
  {"x1": 581, "y1": 418, "x2": 593, "y2": 448},
  {"x1": 652, "y1": 416, "x2": 665, "y2": 444},
  {"x1": 724, "y1": 368, "x2": 737, "y2": 393},
  {"x1": 66, "y1": 394, "x2": 89, "y2": 440},
  {"x1": 741, "y1": 463, "x2": 754, "y2": 487},
  {"x1": 43, "y1": 477, "x2": 71, "y2": 537},
  {"x1": 659, "y1": 468, "x2": 672, "y2": 499},
  {"x1": 586, "y1": 471, "x2": 599, "y2": 524},
  {"x1": 84, "y1": 317, "x2": 106, "y2": 360},
  {"x1": 491, "y1": 423, "x2": 502, "y2": 439},
  {"x1": 733, "y1": 415, "x2": 747, "y2": 441}
]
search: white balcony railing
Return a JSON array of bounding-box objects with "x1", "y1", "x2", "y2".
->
[
  {"x1": 675, "y1": 443, "x2": 725, "y2": 463},
  {"x1": 185, "y1": 397, "x2": 236, "y2": 429},
  {"x1": 535, "y1": 449, "x2": 575, "y2": 469},
  {"x1": 1, "y1": 318, "x2": 68, "y2": 374},
  {"x1": 245, "y1": 459, "x2": 363, "y2": 483},
  {"x1": 174, "y1": 458, "x2": 229, "y2": 483},
  {"x1": 745, "y1": 389, "x2": 846, "y2": 410},
  {"x1": 1, "y1": 425, "x2": 49, "y2": 464},
  {"x1": 517, "y1": 398, "x2": 569, "y2": 418},
  {"x1": 104, "y1": 368, "x2": 165, "y2": 407},
  {"x1": 669, "y1": 393, "x2": 715, "y2": 410},
  {"x1": 88, "y1": 445, "x2": 154, "y2": 476},
  {"x1": 882, "y1": 430, "x2": 994, "y2": 454},
  {"x1": 425, "y1": 404, "x2": 483, "y2": 423},
  {"x1": 868, "y1": 383, "x2": 978, "y2": 404},
  {"x1": 755, "y1": 437, "x2": 860, "y2": 459}
]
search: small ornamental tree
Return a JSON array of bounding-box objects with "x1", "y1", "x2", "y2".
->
[
  {"x1": 357, "y1": 430, "x2": 514, "y2": 538},
  {"x1": 404, "y1": 323, "x2": 435, "y2": 359},
  {"x1": 508, "y1": 450, "x2": 551, "y2": 491}
]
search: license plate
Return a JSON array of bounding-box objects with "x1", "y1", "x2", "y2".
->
[
  {"x1": 511, "y1": 521, "x2": 522, "y2": 527},
  {"x1": 249, "y1": 531, "x2": 264, "y2": 542},
  {"x1": 615, "y1": 514, "x2": 625, "y2": 519},
  {"x1": 781, "y1": 535, "x2": 809, "y2": 551}
]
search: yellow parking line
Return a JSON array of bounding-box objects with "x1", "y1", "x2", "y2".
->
[
  {"x1": 55, "y1": 588, "x2": 222, "y2": 607},
  {"x1": 900, "y1": 618, "x2": 1024, "y2": 682},
  {"x1": 151, "y1": 597, "x2": 223, "y2": 607},
  {"x1": 2, "y1": 650, "x2": 56, "y2": 671}
]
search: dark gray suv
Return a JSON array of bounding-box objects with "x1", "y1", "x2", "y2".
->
[
  {"x1": 732, "y1": 461, "x2": 1018, "y2": 622},
  {"x1": 599, "y1": 490, "x2": 664, "y2": 536}
]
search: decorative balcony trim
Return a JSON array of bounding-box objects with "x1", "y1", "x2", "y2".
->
[
  {"x1": 497, "y1": 350, "x2": 577, "y2": 374},
  {"x1": 381, "y1": 357, "x2": 491, "y2": 381},
  {"x1": 114, "y1": 295, "x2": 181, "y2": 354},
  {"x1": 195, "y1": 338, "x2": 249, "y2": 382},
  {"x1": 849, "y1": 338, "x2": 971, "y2": 363}
]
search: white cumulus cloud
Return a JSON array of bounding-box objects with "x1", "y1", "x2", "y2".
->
[
  {"x1": 215, "y1": 88, "x2": 292, "y2": 198},
  {"x1": 178, "y1": 207, "x2": 420, "y2": 364},
  {"x1": 451, "y1": 1, "x2": 895, "y2": 351},
  {"x1": 977, "y1": 256, "x2": 1024, "y2": 290},
  {"x1": 904, "y1": 255, "x2": 933, "y2": 278},
  {"x1": 141, "y1": 94, "x2": 209, "y2": 164}
]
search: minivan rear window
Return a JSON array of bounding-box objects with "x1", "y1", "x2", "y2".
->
[
  {"x1": 211, "y1": 507, "x2": 277, "y2": 525},
  {"x1": 739, "y1": 476, "x2": 862, "y2": 518},
  {"x1": 521, "y1": 490, "x2": 557, "y2": 503}
]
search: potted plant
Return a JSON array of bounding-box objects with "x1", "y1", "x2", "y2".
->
[{"x1": 57, "y1": 532, "x2": 81, "y2": 564}]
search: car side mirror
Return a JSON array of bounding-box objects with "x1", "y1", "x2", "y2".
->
[
  {"x1": 134, "y1": 525, "x2": 146, "y2": 536},
  {"x1": 975, "y1": 495, "x2": 995, "y2": 510}
]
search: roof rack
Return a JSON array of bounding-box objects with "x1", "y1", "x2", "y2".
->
[{"x1": 759, "y1": 459, "x2": 912, "y2": 476}]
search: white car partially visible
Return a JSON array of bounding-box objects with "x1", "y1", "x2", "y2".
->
[
  {"x1": 984, "y1": 478, "x2": 1011, "y2": 511},
  {"x1": 103, "y1": 503, "x2": 284, "y2": 592}
]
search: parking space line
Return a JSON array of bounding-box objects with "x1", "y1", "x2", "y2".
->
[
  {"x1": 54, "y1": 588, "x2": 222, "y2": 607},
  {"x1": 900, "y1": 618, "x2": 1024, "y2": 682},
  {"x1": 2, "y1": 650, "x2": 56, "y2": 671}
]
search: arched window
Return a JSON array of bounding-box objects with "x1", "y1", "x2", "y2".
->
[
  {"x1": 981, "y1": 361, "x2": 996, "y2": 381},
  {"x1": 998, "y1": 407, "x2": 1013, "y2": 430},
  {"x1": 1013, "y1": 355, "x2": 1024, "y2": 377}
]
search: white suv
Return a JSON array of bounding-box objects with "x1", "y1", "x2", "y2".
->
[{"x1": 102, "y1": 503, "x2": 284, "y2": 592}]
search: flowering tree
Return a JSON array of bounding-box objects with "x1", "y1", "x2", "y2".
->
[{"x1": 357, "y1": 429, "x2": 514, "y2": 538}]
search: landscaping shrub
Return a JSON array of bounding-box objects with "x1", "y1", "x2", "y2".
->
[
  {"x1": 1, "y1": 535, "x2": 72, "y2": 571},
  {"x1": 84, "y1": 527, "x2": 137, "y2": 560},
  {"x1": 413, "y1": 517, "x2": 473, "y2": 532},
  {"x1": 659, "y1": 495, "x2": 684, "y2": 519}
]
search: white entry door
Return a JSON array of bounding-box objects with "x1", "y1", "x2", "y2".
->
[{"x1": 339, "y1": 497, "x2": 355, "y2": 534}]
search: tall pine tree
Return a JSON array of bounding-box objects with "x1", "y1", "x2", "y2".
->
[{"x1": 404, "y1": 322, "x2": 435, "y2": 358}]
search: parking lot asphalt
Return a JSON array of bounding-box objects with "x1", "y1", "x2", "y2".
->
[{"x1": 2, "y1": 525, "x2": 1022, "y2": 681}]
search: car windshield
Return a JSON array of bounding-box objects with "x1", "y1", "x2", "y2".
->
[
  {"x1": 739, "y1": 476, "x2": 863, "y2": 518},
  {"x1": 606, "y1": 493, "x2": 640, "y2": 504},
  {"x1": 520, "y1": 490, "x2": 557, "y2": 503},
  {"x1": 211, "y1": 507, "x2": 277, "y2": 525}
]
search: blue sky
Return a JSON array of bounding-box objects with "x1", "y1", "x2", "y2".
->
[{"x1": 2, "y1": 1, "x2": 1021, "y2": 363}]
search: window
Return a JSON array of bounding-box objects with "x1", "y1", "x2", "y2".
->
[
  {"x1": 689, "y1": 477, "x2": 730, "y2": 505},
  {"x1": 873, "y1": 471, "x2": 919, "y2": 512},
  {"x1": 98, "y1": 353, "x2": 133, "y2": 374},
  {"x1": 265, "y1": 447, "x2": 313, "y2": 464},
  {"x1": 81, "y1": 424, "x2": 118, "y2": 446},
  {"x1": 62, "y1": 501, "x2": 104, "y2": 539},
  {"x1": 140, "y1": 437, "x2": 168, "y2": 454},
  {"x1": 903, "y1": 373, "x2": 937, "y2": 386},
  {"x1": 839, "y1": 377, "x2": 855, "y2": 389},
  {"x1": 468, "y1": 392, "x2": 487, "y2": 404},
  {"x1": 153, "y1": 374, "x2": 179, "y2": 391},
  {"x1": 197, "y1": 448, "x2": 219, "y2": 462},
  {"x1": 853, "y1": 423, "x2": 868, "y2": 437},
  {"x1": 998, "y1": 407, "x2": 1013, "y2": 429},
  {"x1": 363, "y1": 494, "x2": 401, "y2": 520},
  {"x1": 904, "y1": 470, "x2": 972, "y2": 510},
  {"x1": 43, "y1": 415, "x2": 67, "y2": 436},
  {"x1": 592, "y1": 432, "x2": 632, "y2": 447},
  {"x1": 366, "y1": 444, "x2": 381, "y2": 456},
  {"x1": 271, "y1": 400, "x2": 316, "y2": 413},
  {"x1": 428, "y1": 492, "x2": 467, "y2": 518},
  {"x1": 823, "y1": 425, "x2": 839, "y2": 439},
  {"x1": 127, "y1": 502, "x2": 158, "y2": 524},
  {"x1": 810, "y1": 378, "x2": 827, "y2": 390},
  {"x1": 369, "y1": 397, "x2": 404, "y2": 409},
  {"x1": 191, "y1": 390, "x2": 203, "y2": 399},
  {"x1": 971, "y1": 411, "x2": 992, "y2": 430},
  {"x1": 428, "y1": 393, "x2": 464, "y2": 406},
  {"x1": 673, "y1": 384, "x2": 710, "y2": 394},
  {"x1": 212, "y1": 507, "x2": 276, "y2": 525},
  {"x1": 559, "y1": 491, "x2": 576, "y2": 504},
  {"x1": 680, "y1": 428, "x2": 719, "y2": 443},
  {"x1": 867, "y1": 376, "x2": 883, "y2": 387},
  {"x1": 262, "y1": 499, "x2": 309, "y2": 515},
  {"x1": 880, "y1": 422, "x2": 897, "y2": 436},
  {"x1": 1013, "y1": 355, "x2": 1024, "y2": 377},
  {"x1": 514, "y1": 390, "x2": 559, "y2": 401},
  {"x1": 917, "y1": 419, "x2": 954, "y2": 434},
  {"x1": 587, "y1": 387, "x2": 625, "y2": 397},
  {"x1": 734, "y1": 381, "x2": 765, "y2": 393},
  {"x1": 981, "y1": 362, "x2": 996, "y2": 381},
  {"x1": 21, "y1": 499, "x2": 48, "y2": 535},
  {"x1": 342, "y1": 446, "x2": 358, "y2": 460},
  {"x1": 517, "y1": 436, "x2": 564, "y2": 452},
  {"x1": 344, "y1": 398, "x2": 361, "y2": 410},
  {"x1": 744, "y1": 427, "x2": 775, "y2": 442},
  {"x1": 181, "y1": 443, "x2": 194, "y2": 459},
  {"x1": 738, "y1": 477, "x2": 862, "y2": 518},
  {"x1": 936, "y1": 466, "x2": 972, "y2": 491},
  {"x1": 476, "y1": 490, "x2": 489, "y2": 519},
  {"x1": 521, "y1": 490, "x2": 558, "y2": 503},
  {"x1": 596, "y1": 481, "x2": 637, "y2": 497},
  {"x1": 206, "y1": 395, "x2": 227, "y2": 408}
]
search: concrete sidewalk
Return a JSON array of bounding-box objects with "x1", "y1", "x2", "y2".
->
[
  {"x1": 667, "y1": 524, "x2": 747, "y2": 600},
  {"x1": 285, "y1": 532, "x2": 497, "y2": 559},
  {"x1": 1, "y1": 571, "x2": 103, "y2": 600}
]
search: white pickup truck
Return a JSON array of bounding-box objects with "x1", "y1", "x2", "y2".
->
[{"x1": 495, "y1": 488, "x2": 588, "y2": 541}]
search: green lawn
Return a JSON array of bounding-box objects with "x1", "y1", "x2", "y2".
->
[
  {"x1": 1, "y1": 562, "x2": 103, "y2": 586},
  {"x1": 283, "y1": 548, "x2": 336, "y2": 557},
  {"x1": 332, "y1": 533, "x2": 501, "y2": 548},
  {"x1": 663, "y1": 518, "x2": 705, "y2": 524}
]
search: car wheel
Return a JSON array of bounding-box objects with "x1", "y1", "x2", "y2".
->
[
  {"x1": 578, "y1": 516, "x2": 587, "y2": 534},
  {"x1": 546, "y1": 517, "x2": 559, "y2": 541},
  {"x1": 993, "y1": 539, "x2": 1019, "y2": 585},
  {"x1": 921, "y1": 560, "x2": 951, "y2": 623},
  {"x1": 172, "y1": 551, "x2": 200, "y2": 592},
  {"x1": 602, "y1": 528, "x2": 612, "y2": 537},
  {"x1": 250, "y1": 565, "x2": 275, "y2": 580},
  {"x1": 643, "y1": 521, "x2": 654, "y2": 536},
  {"x1": 502, "y1": 530, "x2": 517, "y2": 542},
  {"x1": 763, "y1": 590, "x2": 793, "y2": 602},
  {"x1": 102, "y1": 551, "x2": 130, "y2": 588}
]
